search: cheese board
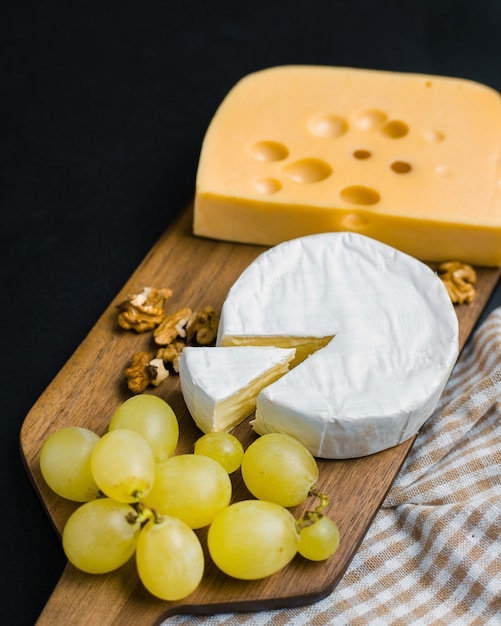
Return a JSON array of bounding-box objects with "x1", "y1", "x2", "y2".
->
[{"x1": 20, "y1": 203, "x2": 501, "y2": 625}]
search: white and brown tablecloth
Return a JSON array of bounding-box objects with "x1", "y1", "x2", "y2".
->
[{"x1": 167, "y1": 308, "x2": 501, "y2": 626}]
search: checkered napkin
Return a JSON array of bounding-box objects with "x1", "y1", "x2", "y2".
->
[{"x1": 168, "y1": 308, "x2": 501, "y2": 626}]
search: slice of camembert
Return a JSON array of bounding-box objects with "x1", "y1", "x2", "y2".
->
[
  {"x1": 194, "y1": 65, "x2": 501, "y2": 266},
  {"x1": 179, "y1": 346, "x2": 296, "y2": 433},
  {"x1": 216, "y1": 232, "x2": 459, "y2": 459}
]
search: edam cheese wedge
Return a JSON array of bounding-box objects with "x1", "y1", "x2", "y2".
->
[
  {"x1": 216, "y1": 232, "x2": 459, "y2": 459},
  {"x1": 179, "y1": 346, "x2": 295, "y2": 433},
  {"x1": 194, "y1": 65, "x2": 501, "y2": 266}
]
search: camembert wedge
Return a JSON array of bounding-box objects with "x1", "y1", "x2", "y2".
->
[
  {"x1": 217, "y1": 232, "x2": 459, "y2": 459},
  {"x1": 179, "y1": 346, "x2": 295, "y2": 433}
]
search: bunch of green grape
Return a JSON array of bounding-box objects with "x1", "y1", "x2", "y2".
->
[{"x1": 40, "y1": 394, "x2": 340, "y2": 601}]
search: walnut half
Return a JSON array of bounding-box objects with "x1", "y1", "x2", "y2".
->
[
  {"x1": 156, "y1": 341, "x2": 185, "y2": 373},
  {"x1": 116, "y1": 287, "x2": 173, "y2": 333},
  {"x1": 124, "y1": 352, "x2": 170, "y2": 394},
  {"x1": 153, "y1": 307, "x2": 193, "y2": 346},
  {"x1": 438, "y1": 261, "x2": 477, "y2": 305},
  {"x1": 186, "y1": 306, "x2": 220, "y2": 345},
  {"x1": 124, "y1": 351, "x2": 152, "y2": 394}
]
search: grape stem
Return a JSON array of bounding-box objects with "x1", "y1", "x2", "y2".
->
[
  {"x1": 125, "y1": 503, "x2": 163, "y2": 526},
  {"x1": 295, "y1": 486, "x2": 329, "y2": 532},
  {"x1": 309, "y1": 486, "x2": 329, "y2": 513}
]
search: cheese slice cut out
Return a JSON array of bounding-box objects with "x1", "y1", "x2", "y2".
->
[
  {"x1": 216, "y1": 232, "x2": 459, "y2": 459},
  {"x1": 219, "y1": 335, "x2": 333, "y2": 366},
  {"x1": 194, "y1": 65, "x2": 501, "y2": 266},
  {"x1": 179, "y1": 346, "x2": 295, "y2": 433}
]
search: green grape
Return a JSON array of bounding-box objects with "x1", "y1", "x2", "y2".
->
[
  {"x1": 144, "y1": 454, "x2": 231, "y2": 529},
  {"x1": 194, "y1": 432, "x2": 244, "y2": 474},
  {"x1": 91, "y1": 429, "x2": 155, "y2": 503},
  {"x1": 108, "y1": 394, "x2": 179, "y2": 463},
  {"x1": 62, "y1": 498, "x2": 141, "y2": 573},
  {"x1": 136, "y1": 515, "x2": 204, "y2": 601},
  {"x1": 40, "y1": 426, "x2": 100, "y2": 502},
  {"x1": 207, "y1": 499, "x2": 299, "y2": 580},
  {"x1": 241, "y1": 433, "x2": 319, "y2": 507},
  {"x1": 297, "y1": 514, "x2": 340, "y2": 561}
]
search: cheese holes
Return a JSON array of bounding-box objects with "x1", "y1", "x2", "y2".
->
[
  {"x1": 342, "y1": 213, "x2": 369, "y2": 228},
  {"x1": 249, "y1": 141, "x2": 289, "y2": 162},
  {"x1": 283, "y1": 158, "x2": 332, "y2": 183},
  {"x1": 390, "y1": 161, "x2": 412, "y2": 174},
  {"x1": 254, "y1": 178, "x2": 282, "y2": 195},
  {"x1": 423, "y1": 129, "x2": 445, "y2": 143},
  {"x1": 381, "y1": 120, "x2": 409, "y2": 139},
  {"x1": 340, "y1": 185, "x2": 380, "y2": 206},
  {"x1": 307, "y1": 114, "x2": 348, "y2": 138},
  {"x1": 353, "y1": 149, "x2": 372, "y2": 160},
  {"x1": 353, "y1": 109, "x2": 387, "y2": 131}
]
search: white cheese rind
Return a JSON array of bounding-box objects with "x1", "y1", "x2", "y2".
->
[
  {"x1": 217, "y1": 232, "x2": 459, "y2": 459},
  {"x1": 179, "y1": 346, "x2": 296, "y2": 433}
]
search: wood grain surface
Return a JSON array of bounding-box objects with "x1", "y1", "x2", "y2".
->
[{"x1": 20, "y1": 205, "x2": 501, "y2": 625}]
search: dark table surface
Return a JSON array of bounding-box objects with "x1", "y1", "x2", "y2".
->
[{"x1": 2, "y1": 2, "x2": 500, "y2": 624}]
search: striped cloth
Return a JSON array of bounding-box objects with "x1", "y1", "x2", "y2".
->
[{"x1": 167, "y1": 308, "x2": 501, "y2": 626}]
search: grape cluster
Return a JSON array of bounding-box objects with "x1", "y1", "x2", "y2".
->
[{"x1": 40, "y1": 394, "x2": 340, "y2": 601}]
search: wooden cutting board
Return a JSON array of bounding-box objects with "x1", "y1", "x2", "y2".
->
[{"x1": 20, "y1": 204, "x2": 501, "y2": 625}]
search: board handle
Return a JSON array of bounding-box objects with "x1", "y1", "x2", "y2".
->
[{"x1": 35, "y1": 561, "x2": 173, "y2": 625}]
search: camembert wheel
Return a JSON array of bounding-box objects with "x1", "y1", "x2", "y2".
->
[{"x1": 216, "y1": 232, "x2": 459, "y2": 459}]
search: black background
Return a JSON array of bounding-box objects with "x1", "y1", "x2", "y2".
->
[{"x1": 2, "y1": 2, "x2": 500, "y2": 623}]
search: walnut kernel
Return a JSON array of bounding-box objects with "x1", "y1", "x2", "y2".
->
[
  {"x1": 153, "y1": 307, "x2": 193, "y2": 346},
  {"x1": 438, "y1": 261, "x2": 477, "y2": 305},
  {"x1": 117, "y1": 287, "x2": 173, "y2": 333},
  {"x1": 148, "y1": 358, "x2": 169, "y2": 386},
  {"x1": 156, "y1": 340, "x2": 186, "y2": 373},
  {"x1": 186, "y1": 306, "x2": 220, "y2": 345},
  {"x1": 124, "y1": 352, "x2": 153, "y2": 394}
]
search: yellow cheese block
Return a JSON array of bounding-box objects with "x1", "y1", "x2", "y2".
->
[{"x1": 194, "y1": 65, "x2": 501, "y2": 266}]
